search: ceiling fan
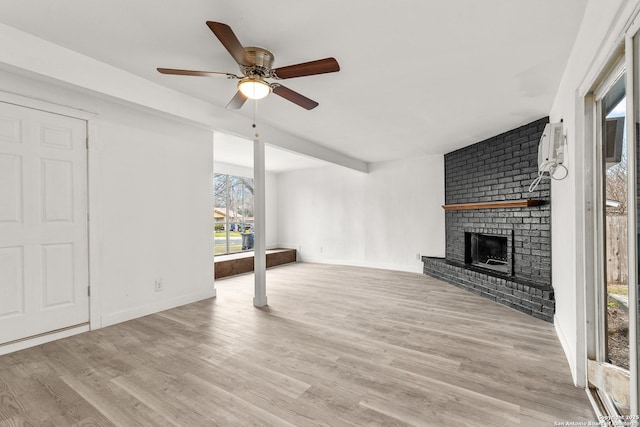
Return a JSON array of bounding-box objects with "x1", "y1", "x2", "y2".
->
[{"x1": 157, "y1": 21, "x2": 340, "y2": 110}]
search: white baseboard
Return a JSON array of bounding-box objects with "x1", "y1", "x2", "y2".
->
[
  {"x1": 101, "y1": 288, "x2": 217, "y2": 328},
  {"x1": 298, "y1": 256, "x2": 424, "y2": 274},
  {"x1": 0, "y1": 324, "x2": 90, "y2": 356},
  {"x1": 554, "y1": 314, "x2": 580, "y2": 386}
]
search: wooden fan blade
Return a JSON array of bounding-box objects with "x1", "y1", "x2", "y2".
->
[
  {"x1": 272, "y1": 57, "x2": 340, "y2": 79},
  {"x1": 226, "y1": 91, "x2": 248, "y2": 109},
  {"x1": 157, "y1": 68, "x2": 239, "y2": 78},
  {"x1": 206, "y1": 21, "x2": 252, "y2": 67},
  {"x1": 272, "y1": 84, "x2": 319, "y2": 110}
]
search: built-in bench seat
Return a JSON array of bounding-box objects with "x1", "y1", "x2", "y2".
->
[{"x1": 214, "y1": 248, "x2": 296, "y2": 279}]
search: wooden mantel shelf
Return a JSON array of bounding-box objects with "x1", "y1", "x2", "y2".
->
[{"x1": 442, "y1": 199, "x2": 544, "y2": 211}]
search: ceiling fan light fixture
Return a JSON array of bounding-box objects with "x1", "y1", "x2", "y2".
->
[{"x1": 238, "y1": 77, "x2": 271, "y2": 100}]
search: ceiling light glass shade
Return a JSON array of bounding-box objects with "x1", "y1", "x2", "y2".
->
[{"x1": 238, "y1": 78, "x2": 271, "y2": 100}]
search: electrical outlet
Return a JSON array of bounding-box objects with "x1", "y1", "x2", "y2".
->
[
  {"x1": 416, "y1": 253, "x2": 421, "y2": 261},
  {"x1": 320, "y1": 246, "x2": 323, "y2": 253},
  {"x1": 155, "y1": 279, "x2": 163, "y2": 292}
]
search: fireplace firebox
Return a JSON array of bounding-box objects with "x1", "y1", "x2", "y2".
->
[{"x1": 464, "y1": 232, "x2": 512, "y2": 275}]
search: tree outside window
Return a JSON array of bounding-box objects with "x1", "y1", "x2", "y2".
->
[{"x1": 214, "y1": 173, "x2": 255, "y2": 255}]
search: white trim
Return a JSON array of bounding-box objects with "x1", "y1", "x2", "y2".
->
[
  {"x1": 0, "y1": 89, "x2": 96, "y2": 120},
  {"x1": 0, "y1": 324, "x2": 90, "y2": 356},
  {"x1": 577, "y1": 0, "x2": 640, "y2": 98},
  {"x1": 623, "y1": 1, "x2": 640, "y2": 40},
  {"x1": 101, "y1": 289, "x2": 217, "y2": 327},
  {"x1": 298, "y1": 257, "x2": 425, "y2": 274},
  {"x1": 594, "y1": 56, "x2": 626, "y2": 101},
  {"x1": 555, "y1": 314, "x2": 579, "y2": 385},
  {"x1": 87, "y1": 121, "x2": 102, "y2": 330},
  {"x1": 593, "y1": 90, "x2": 609, "y2": 364},
  {"x1": 582, "y1": 92, "x2": 597, "y2": 380},
  {"x1": 574, "y1": 92, "x2": 591, "y2": 388},
  {"x1": 626, "y1": 30, "x2": 639, "y2": 416}
]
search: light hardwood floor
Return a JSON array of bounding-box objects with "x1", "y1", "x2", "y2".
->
[{"x1": 0, "y1": 263, "x2": 594, "y2": 426}]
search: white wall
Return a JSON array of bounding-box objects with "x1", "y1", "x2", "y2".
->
[
  {"x1": 0, "y1": 68, "x2": 216, "y2": 328},
  {"x1": 96, "y1": 116, "x2": 215, "y2": 326},
  {"x1": 213, "y1": 161, "x2": 279, "y2": 249},
  {"x1": 549, "y1": 0, "x2": 635, "y2": 385},
  {"x1": 277, "y1": 154, "x2": 445, "y2": 273}
]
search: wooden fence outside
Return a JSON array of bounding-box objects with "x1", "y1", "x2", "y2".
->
[{"x1": 607, "y1": 214, "x2": 628, "y2": 286}]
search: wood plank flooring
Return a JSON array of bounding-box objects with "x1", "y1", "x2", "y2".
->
[{"x1": 0, "y1": 263, "x2": 594, "y2": 426}]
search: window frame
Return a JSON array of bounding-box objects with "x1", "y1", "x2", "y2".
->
[{"x1": 214, "y1": 172, "x2": 255, "y2": 256}]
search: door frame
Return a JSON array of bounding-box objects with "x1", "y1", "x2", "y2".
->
[
  {"x1": 582, "y1": 23, "x2": 640, "y2": 416},
  {"x1": 625, "y1": 28, "x2": 639, "y2": 417},
  {"x1": 587, "y1": 58, "x2": 633, "y2": 415},
  {"x1": 0, "y1": 90, "x2": 100, "y2": 355}
]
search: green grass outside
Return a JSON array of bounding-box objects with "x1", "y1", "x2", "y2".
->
[
  {"x1": 215, "y1": 244, "x2": 243, "y2": 255},
  {"x1": 215, "y1": 231, "x2": 241, "y2": 238},
  {"x1": 608, "y1": 284, "x2": 629, "y2": 296},
  {"x1": 214, "y1": 231, "x2": 251, "y2": 255}
]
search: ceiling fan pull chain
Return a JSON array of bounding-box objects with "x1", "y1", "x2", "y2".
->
[{"x1": 252, "y1": 100, "x2": 259, "y2": 139}]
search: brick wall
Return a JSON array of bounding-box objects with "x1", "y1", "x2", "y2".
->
[{"x1": 445, "y1": 117, "x2": 551, "y2": 285}]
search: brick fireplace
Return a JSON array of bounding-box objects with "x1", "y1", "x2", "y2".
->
[{"x1": 423, "y1": 117, "x2": 555, "y2": 322}]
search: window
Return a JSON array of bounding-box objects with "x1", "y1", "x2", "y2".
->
[{"x1": 213, "y1": 173, "x2": 254, "y2": 255}]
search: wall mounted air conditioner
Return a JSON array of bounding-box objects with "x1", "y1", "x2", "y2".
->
[{"x1": 538, "y1": 122, "x2": 564, "y2": 173}]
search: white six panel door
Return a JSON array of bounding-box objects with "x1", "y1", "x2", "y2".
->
[{"x1": 0, "y1": 102, "x2": 88, "y2": 345}]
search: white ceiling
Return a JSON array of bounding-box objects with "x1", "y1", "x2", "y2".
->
[{"x1": 0, "y1": 0, "x2": 587, "y2": 166}]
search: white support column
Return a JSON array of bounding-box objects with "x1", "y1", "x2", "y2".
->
[{"x1": 253, "y1": 137, "x2": 267, "y2": 307}]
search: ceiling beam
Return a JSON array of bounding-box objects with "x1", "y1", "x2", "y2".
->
[{"x1": 0, "y1": 23, "x2": 368, "y2": 173}]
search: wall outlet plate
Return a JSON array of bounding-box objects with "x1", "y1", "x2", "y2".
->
[{"x1": 155, "y1": 279, "x2": 163, "y2": 292}]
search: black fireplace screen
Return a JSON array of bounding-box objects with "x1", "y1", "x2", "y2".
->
[{"x1": 465, "y1": 232, "x2": 510, "y2": 274}]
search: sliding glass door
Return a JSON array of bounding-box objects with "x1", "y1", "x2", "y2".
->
[
  {"x1": 587, "y1": 29, "x2": 640, "y2": 420},
  {"x1": 590, "y1": 67, "x2": 632, "y2": 417}
]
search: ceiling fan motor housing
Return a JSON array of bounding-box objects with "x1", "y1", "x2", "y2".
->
[{"x1": 241, "y1": 46, "x2": 275, "y2": 77}]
